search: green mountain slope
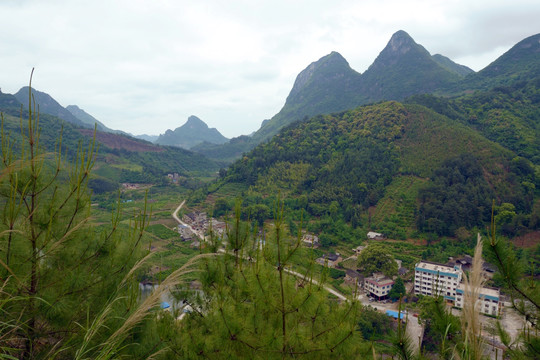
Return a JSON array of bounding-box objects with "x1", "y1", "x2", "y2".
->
[
  {"x1": 408, "y1": 78, "x2": 540, "y2": 164},
  {"x1": 0, "y1": 109, "x2": 220, "y2": 193},
  {"x1": 214, "y1": 101, "x2": 536, "y2": 238},
  {"x1": 457, "y1": 33, "x2": 540, "y2": 91},
  {"x1": 156, "y1": 115, "x2": 228, "y2": 149}
]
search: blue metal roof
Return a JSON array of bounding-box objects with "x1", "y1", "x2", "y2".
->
[
  {"x1": 160, "y1": 302, "x2": 171, "y2": 309},
  {"x1": 386, "y1": 310, "x2": 407, "y2": 319}
]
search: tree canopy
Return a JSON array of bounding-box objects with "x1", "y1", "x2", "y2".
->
[{"x1": 357, "y1": 243, "x2": 398, "y2": 277}]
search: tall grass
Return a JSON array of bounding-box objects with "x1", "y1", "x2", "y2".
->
[
  {"x1": 73, "y1": 253, "x2": 210, "y2": 360},
  {"x1": 455, "y1": 234, "x2": 485, "y2": 360}
]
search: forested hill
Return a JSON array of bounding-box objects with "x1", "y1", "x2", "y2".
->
[
  {"x1": 215, "y1": 100, "x2": 538, "y2": 239},
  {"x1": 407, "y1": 77, "x2": 540, "y2": 164},
  {"x1": 0, "y1": 110, "x2": 220, "y2": 193}
]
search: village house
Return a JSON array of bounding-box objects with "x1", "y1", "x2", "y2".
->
[
  {"x1": 209, "y1": 219, "x2": 227, "y2": 237},
  {"x1": 177, "y1": 224, "x2": 193, "y2": 241},
  {"x1": 364, "y1": 273, "x2": 394, "y2": 299},
  {"x1": 344, "y1": 269, "x2": 364, "y2": 288},
  {"x1": 367, "y1": 231, "x2": 385, "y2": 240},
  {"x1": 182, "y1": 212, "x2": 208, "y2": 234},
  {"x1": 353, "y1": 245, "x2": 366, "y2": 256},
  {"x1": 167, "y1": 173, "x2": 180, "y2": 183},
  {"x1": 315, "y1": 253, "x2": 342, "y2": 268},
  {"x1": 398, "y1": 267, "x2": 409, "y2": 277},
  {"x1": 302, "y1": 233, "x2": 320, "y2": 248}
]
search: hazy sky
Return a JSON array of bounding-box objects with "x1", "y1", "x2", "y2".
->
[{"x1": 1, "y1": 0, "x2": 539, "y2": 138}]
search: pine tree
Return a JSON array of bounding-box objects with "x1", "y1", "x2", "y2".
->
[
  {"x1": 165, "y1": 198, "x2": 370, "y2": 359},
  {"x1": 484, "y1": 205, "x2": 540, "y2": 358},
  {"x1": 0, "y1": 72, "x2": 150, "y2": 359}
]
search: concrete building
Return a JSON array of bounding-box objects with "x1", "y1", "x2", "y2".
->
[
  {"x1": 365, "y1": 273, "x2": 394, "y2": 299},
  {"x1": 415, "y1": 261, "x2": 502, "y2": 317},
  {"x1": 414, "y1": 261, "x2": 462, "y2": 302},
  {"x1": 455, "y1": 284, "x2": 501, "y2": 316}
]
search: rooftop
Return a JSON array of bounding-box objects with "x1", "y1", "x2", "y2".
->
[
  {"x1": 416, "y1": 261, "x2": 461, "y2": 274},
  {"x1": 456, "y1": 284, "x2": 500, "y2": 298},
  {"x1": 365, "y1": 275, "x2": 393, "y2": 287}
]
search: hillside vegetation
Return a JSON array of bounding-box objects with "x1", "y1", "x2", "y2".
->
[
  {"x1": 0, "y1": 111, "x2": 220, "y2": 194},
  {"x1": 213, "y1": 99, "x2": 538, "y2": 239}
]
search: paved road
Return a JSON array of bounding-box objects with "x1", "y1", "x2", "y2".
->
[
  {"x1": 172, "y1": 200, "x2": 207, "y2": 240},
  {"x1": 171, "y1": 200, "x2": 185, "y2": 224}
]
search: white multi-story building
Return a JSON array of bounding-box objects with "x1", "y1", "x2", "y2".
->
[
  {"x1": 455, "y1": 284, "x2": 501, "y2": 316},
  {"x1": 415, "y1": 261, "x2": 502, "y2": 316},
  {"x1": 414, "y1": 261, "x2": 462, "y2": 302}
]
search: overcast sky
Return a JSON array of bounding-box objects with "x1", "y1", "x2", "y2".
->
[{"x1": 1, "y1": 0, "x2": 539, "y2": 138}]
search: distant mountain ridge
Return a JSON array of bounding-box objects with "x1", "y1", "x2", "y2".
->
[
  {"x1": 456, "y1": 32, "x2": 540, "y2": 91},
  {"x1": 155, "y1": 115, "x2": 228, "y2": 149},
  {"x1": 195, "y1": 30, "x2": 475, "y2": 161},
  {"x1": 14, "y1": 87, "x2": 87, "y2": 127},
  {"x1": 66, "y1": 105, "x2": 112, "y2": 132},
  {"x1": 195, "y1": 30, "x2": 540, "y2": 163},
  {"x1": 135, "y1": 134, "x2": 159, "y2": 143},
  {"x1": 432, "y1": 54, "x2": 474, "y2": 77},
  {"x1": 357, "y1": 30, "x2": 463, "y2": 103}
]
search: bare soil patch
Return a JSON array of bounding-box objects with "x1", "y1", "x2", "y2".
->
[
  {"x1": 79, "y1": 129, "x2": 164, "y2": 152},
  {"x1": 512, "y1": 231, "x2": 540, "y2": 249}
]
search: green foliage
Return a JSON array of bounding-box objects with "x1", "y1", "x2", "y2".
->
[
  {"x1": 357, "y1": 243, "x2": 398, "y2": 277},
  {"x1": 388, "y1": 277, "x2": 406, "y2": 301},
  {"x1": 416, "y1": 154, "x2": 494, "y2": 236},
  {"x1": 0, "y1": 81, "x2": 151, "y2": 358},
  {"x1": 145, "y1": 224, "x2": 180, "y2": 240},
  {"x1": 226, "y1": 102, "x2": 403, "y2": 219},
  {"x1": 168, "y1": 199, "x2": 369, "y2": 358},
  {"x1": 417, "y1": 296, "x2": 461, "y2": 355},
  {"x1": 357, "y1": 306, "x2": 394, "y2": 341},
  {"x1": 88, "y1": 176, "x2": 119, "y2": 194}
]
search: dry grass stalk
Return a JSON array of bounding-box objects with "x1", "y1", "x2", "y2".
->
[
  {"x1": 456, "y1": 234, "x2": 485, "y2": 360},
  {"x1": 75, "y1": 253, "x2": 212, "y2": 360}
]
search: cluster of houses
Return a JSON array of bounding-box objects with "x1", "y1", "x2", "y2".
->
[
  {"x1": 121, "y1": 183, "x2": 146, "y2": 190},
  {"x1": 304, "y1": 230, "x2": 502, "y2": 316},
  {"x1": 167, "y1": 173, "x2": 180, "y2": 183},
  {"x1": 180, "y1": 212, "x2": 227, "y2": 242}
]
